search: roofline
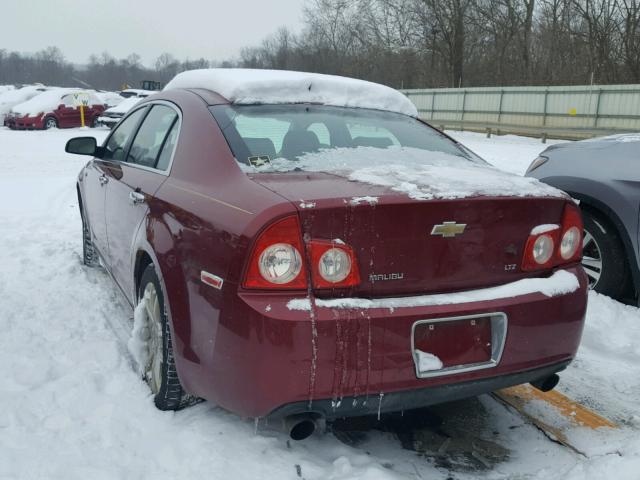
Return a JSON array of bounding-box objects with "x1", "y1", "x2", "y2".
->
[{"x1": 182, "y1": 88, "x2": 231, "y2": 106}]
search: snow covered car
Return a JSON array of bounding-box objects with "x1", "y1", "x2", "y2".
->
[
  {"x1": 1, "y1": 84, "x2": 48, "y2": 126},
  {"x1": 97, "y1": 96, "x2": 142, "y2": 129},
  {"x1": 119, "y1": 88, "x2": 155, "y2": 99},
  {"x1": 95, "y1": 90, "x2": 125, "y2": 108},
  {"x1": 527, "y1": 134, "x2": 640, "y2": 303},
  {"x1": 7, "y1": 89, "x2": 105, "y2": 129},
  {"x1": 67, "y1": 69, "x2": 588, "y2": 440}
]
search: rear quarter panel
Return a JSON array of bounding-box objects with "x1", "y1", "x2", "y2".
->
[{"x1": 139, "y1": 89, "x2": 295, "y2": 400}]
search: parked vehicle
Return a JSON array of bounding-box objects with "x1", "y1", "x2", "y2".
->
[
  {"x1": 527, "y1": 134, "x2": 640, "y2": 303},
  {"x1": 95, "y1": 90, "x2": 125, "y2": 108},
  {"x1": 1, "y1": 84, "x2": 48, "y2": 126},
  {"x1": 119, "y1": 88, "x2": 155, "y2": 99},
  {"x1": 67, "y1": 69, "x2": 587, "y2": 440},
  {"x1": 97, "y1": 96, "x2": 142, "y2": 129},
  {"x1": 7, "y1": 88, "x2": 105, "y2": 130},
  {"x1": 141, "y1": 80, "x2": 162, "y2": 90}
]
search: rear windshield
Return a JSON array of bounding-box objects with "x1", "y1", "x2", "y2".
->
[{"x1": 210, "y1": 104, "x2": 478, "y2": 171}]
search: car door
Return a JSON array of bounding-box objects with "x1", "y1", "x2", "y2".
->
[
  {"x1": 58, "y1": 94, "x2": 80, "y2": 127},
  {"x1": 85, "y1": 107, "x2": 148, "y2": 265},
  {"x1": 103, "y1": 102, "x2": 180, "y2": 303}
]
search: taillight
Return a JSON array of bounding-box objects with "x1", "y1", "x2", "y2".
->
[
  {"x1": 243, "y1": 217, "x2": 361, "y2": 290},
  {"x1": 522, "y1": 202, "x2": 583, "y2": 271},
  {"x1": 558, "y1": 203, "x2": 583, "y2": 262},
  {"x1": 522, "y1": 228, "x2": 559, "y2": 270},
  {"x1": 308, "y1": 240, "x2": 360, "y2": 288},
  {"x1": 243, "y1": 216, "x2": 307, "y2": 289}
]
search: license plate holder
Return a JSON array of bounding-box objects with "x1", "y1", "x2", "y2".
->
[{"x1": 411, "y1": 313, "x2": 508, "y2": 378}]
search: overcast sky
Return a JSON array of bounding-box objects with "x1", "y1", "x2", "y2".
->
[{"x1": 2, "y1": 0, "x2": 305, "y2": 65}]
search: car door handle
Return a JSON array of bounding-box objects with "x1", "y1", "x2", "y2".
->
[
  {"x1": 129, "y1": 191, "x2": 146, "y2": 205},
  {"x1": 99, "y1": 174, "x2": 109, "y2": 186}
]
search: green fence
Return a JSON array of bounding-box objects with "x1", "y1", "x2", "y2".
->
[{"x1": 402, "y1": 84, "x2": 640, "y2": 140}]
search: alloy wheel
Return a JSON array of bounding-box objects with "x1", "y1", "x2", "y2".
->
[
  {"x1": 142, "y1": 281, "x2": 164, "y2": 395},
  {"x1": 582, "y1": 229, "x2": 603, "y2": 289}
]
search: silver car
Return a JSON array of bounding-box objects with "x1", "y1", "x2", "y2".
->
[{"x1": 527, "y1": 134, "x2": 640, "y2": 303}]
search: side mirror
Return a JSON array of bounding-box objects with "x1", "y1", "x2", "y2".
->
[
  {"x1": 65, "y1": 137, "x2": 97, "y2": 156},
  {"x1": 58, "y1": 104, "x2": 65, "y2": 109}
]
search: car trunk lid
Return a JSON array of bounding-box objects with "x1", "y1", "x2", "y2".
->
[{"x1": 249, "y1": 171, "x2": 568, "y2": 297}]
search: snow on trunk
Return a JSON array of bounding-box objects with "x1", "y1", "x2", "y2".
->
[{"x1": 244, "y1": 146, "x2": 566, "y2": 201}]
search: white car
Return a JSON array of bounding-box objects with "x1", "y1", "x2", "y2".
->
[
  {"x1": 119, "y1": 88, "x2": 155, "y2": 99},
  {"x1": 1, "y1": 85, "x2": 48, "y2": 125},
  {"x1": 97, "y1": 96, "x2": 143, "y2": 129},
  {"x1": 95, "y1": 91, "x2": 125, "y2": 108}
]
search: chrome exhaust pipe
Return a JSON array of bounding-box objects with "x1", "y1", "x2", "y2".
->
[
  {"x1": 530, "y1": 373, "x2": 560, "y2": 392},
  {"x1": 283, "y1": 414, "x2": 322, "y2": 441}
]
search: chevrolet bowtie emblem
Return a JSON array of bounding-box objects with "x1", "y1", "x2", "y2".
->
[{"x1": 431, "y1": 221, "x2": 467, "y2": 238}]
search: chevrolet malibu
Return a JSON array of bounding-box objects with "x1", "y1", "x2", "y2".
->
[{"x1": 67, "y1": 69, "x2": 587, "y2": 440}]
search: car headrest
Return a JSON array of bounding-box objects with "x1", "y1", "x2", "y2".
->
[{"x1": 279, "y1": 129, "x2": 321, "y2": 159}]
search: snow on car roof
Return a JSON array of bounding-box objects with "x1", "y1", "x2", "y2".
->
[
  {"x1": 11, "y1": 88, "x2": 101, "y2": 116},
  {"x1": 95, "y1": 91, "x2": 125, "y2": 107},
  {"x1": 0, "y1": 85, "x2": 48, "y2": 106},
  {"x1": 587, "y1": 133, "x2": 640, "y2": 143},
  {"x1": 104, "y1": 96, "x2": 143, "y2": 115},
  {"x1": 120, "y1": 89, "x2": 156, "y2": 97},
  {"x1": 164, "y1": 68, "x2": 418, "y2": 117}
]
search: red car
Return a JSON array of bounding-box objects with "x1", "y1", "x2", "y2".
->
[
  {"x1": 67, "y1": 69, "x2": 587, "y2": 440},
  {"x1": 8, "y1": 88, "x2": 104, "y2": 129}
]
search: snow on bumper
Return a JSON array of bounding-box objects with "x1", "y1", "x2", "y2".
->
[{"x1": 287, "y1": 269, "x2": 580, "y2": 311}]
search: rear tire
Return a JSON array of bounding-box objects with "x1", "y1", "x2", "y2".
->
[
  {"x1": 581, "y1": 210, "x2": 629, "y2": 299},
  {"x1": 137, "y1": 264, "x2": 196, "y2": 410}
]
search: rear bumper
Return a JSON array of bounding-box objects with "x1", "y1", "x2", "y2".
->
[
  {"x1": 268, "y1": 360, "x2": 570, "y2": 420},
  {"x1": 177, "y1": 265, "x2": 588, "y2": 419}
]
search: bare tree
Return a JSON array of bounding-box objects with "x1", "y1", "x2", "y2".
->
[{"x1": 619, "y1": 0, "x2": 640, "y2": 80}]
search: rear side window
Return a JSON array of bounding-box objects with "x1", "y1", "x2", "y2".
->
[
  {"x1": 155, "y1": 120, "x2": 179, "y2": 171},
  {"x1": 103, "y1": 107, "x2": 146, "y2": 161},
  {"x1": 126, "y1": 105, "x2": 178, "y2": 169}
]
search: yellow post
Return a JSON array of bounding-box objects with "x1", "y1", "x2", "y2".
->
[{"x1": 80, "y1": 104, "x2": 85, "y2": 127}]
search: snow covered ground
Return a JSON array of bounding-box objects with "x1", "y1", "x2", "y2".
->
[{"x1": 0, "y1": 128, "x2": 639, "y2": 479}]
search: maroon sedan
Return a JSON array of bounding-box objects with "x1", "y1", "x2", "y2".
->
[
  {"x1": 8, "y1": 89, "x2": 104, "y2": 129},
  {"x1": 66, "y1": 69, "x2": 587, "y2": 440}
]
